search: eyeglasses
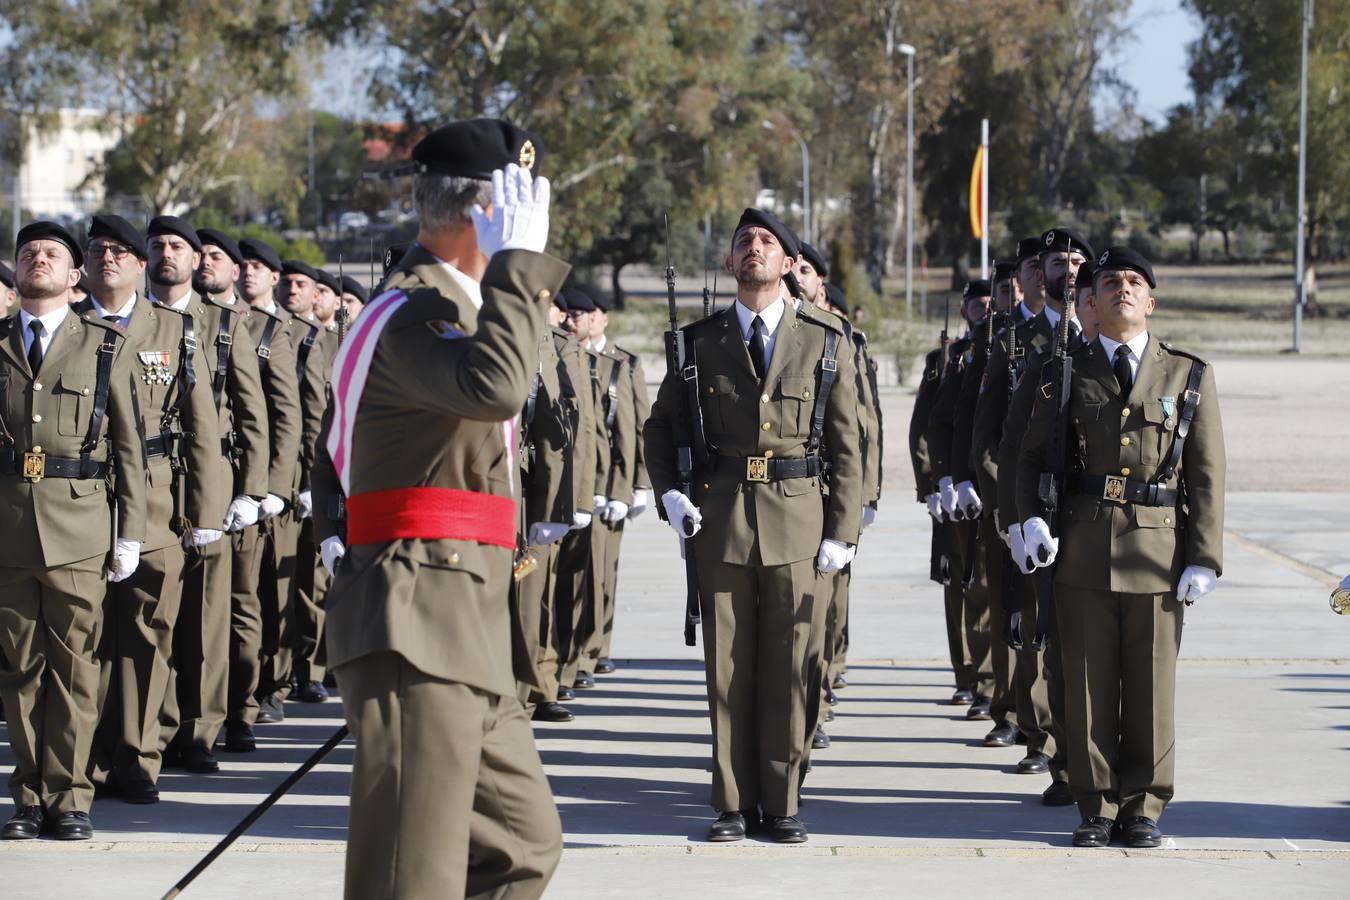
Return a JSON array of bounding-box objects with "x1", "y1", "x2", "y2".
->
[{"x1": 88, "y1": 241, "x2": 135, "y2": 261}]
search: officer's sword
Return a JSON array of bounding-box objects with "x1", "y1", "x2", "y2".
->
[{"x1": 161, "y1": 725, "x2": 350, "y2": 899}]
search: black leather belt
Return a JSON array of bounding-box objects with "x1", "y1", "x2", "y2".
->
[
  {"x1": 146, "y1": 433, "x2": 175, "y2": 458},
  {"x1": 1069, "y1": 474, "x2": 1177, "y2": 507},
  {"x1": 712, "y1": 454, "x2": 823, "y2": 483},
  {"x1": 0, "y1": 448, "x2": 107, "y2": 481}
]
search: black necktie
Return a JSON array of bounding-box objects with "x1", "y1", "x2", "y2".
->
[
  {"x1": 1113, "y1": 345, "x2": 1133, "y2": 399},
  {"x1": 748, "y1": 315, "x2": 767, "y2": 380},
  {"x1": 27, "y1": 320, "x2": 44, "y2": 376}
]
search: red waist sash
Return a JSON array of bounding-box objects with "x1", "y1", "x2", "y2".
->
[{"x1": 345, "y1": 487, "x2": 516, "y2": 549}]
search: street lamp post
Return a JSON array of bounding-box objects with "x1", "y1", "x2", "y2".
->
[
  {"x1": 899, "y1": 43, "x2": 916, "y2": 318},
  {"x1": 1293, "y1": 0, "x2": 1313, "y2": 353},
  {"x1": 762, "y1": 121, "x2": 811, "y2": 245}
]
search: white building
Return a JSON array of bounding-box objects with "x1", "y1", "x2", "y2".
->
[{"x1": 1, "y1": 109, "x2": 118, "y2": 222}]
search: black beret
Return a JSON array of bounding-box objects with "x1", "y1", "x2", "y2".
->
[
  {"x1": 383, "y1": 242, "x2": 411, "y2": 277},
  {"x1": 963, "y1": 279, "x2": 992, "y2": 300},
  {"x1": 196, "y1": 228, "x2": 242, "y2": 265},
  {"x1": 784, "y1": 271, "x2": 803, "y2": 299},
  {"x1": 552, "y1": 292, "x2": 568, "y2": 312},
  {"x1": 281, "y1": 259, "x2": 319, "y2": 282},
  {"x1": 0, "y1": 261, "x2": 13, "y2": 289},
  {"x1": 559, "y1": 285, "x2": 595, "y2": 312},
  {"x1": 825, "y1": 283, "x2": 848, "y2": 315},
  {"x1": 238, "y1": 238, "x2": 282, "y2": 272},
  {"x1": 147, "y1": 215, "x2": 202, "y2": 252},
  {"x1": 1039, "y1": 227, "x2": 1094, "y2": 260},
  {"x1": 733, "y1": 208, "x2": 800, "y2": 260},
  {"x1": 1016, "y1": 237, "x2": 1043, "y2": 264},
  {"x1": 992, "y1": 260, "x2": 1018, "y2": 282},
  {"x1": 315, "y1": 268, "x2": 342, "y2": 295},
  {"x1": 578, "y1": 283, "x2": 611, "y2": 312},
  {"x1": 1075, "y1": 257, "x2": 1095, "y2": 288},
  {"x1": 1092, "y1": 246, "x2": 1155, "y2": 289},
  {"x1": 75, "y1": 271, "x2": 92, "y2": 295},
  {"x1": 88, "y1": 214, "x2": 147, "y2": 260},
  {"x1": 799, "y1": 242, "x2": 829, "y2": 279},
  {"x1": 412, "y1": 118, "x2": 542, "y2": 179},
  {"x1": 339, "y1": 275, "x2": 368, "y2": 303},
  {"x1": 16, "y1": 220, "x2": 83, "y2": 269}
]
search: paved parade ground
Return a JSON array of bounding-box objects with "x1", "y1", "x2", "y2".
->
[{"x1": 3, "y1": 355, "x2": 1348, "y2": 899}]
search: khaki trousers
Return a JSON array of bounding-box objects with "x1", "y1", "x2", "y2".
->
[
  {"x1": 1012, "y1": 573, "x2": 1055, "y2": 757},
  {"x1": 512, "y1": 543, "x2": 559, "y2": 708},
  {"x1": 228, "y1": 525, "x2": 265, "y2": 725},
  {"x1": 258, "y1": 510, "x2": 300, "y2": 702},
  {"x1": 0, "y1": 557, "x2": 105, "y2": 813},
  {"x1": 941, "y1": 522, "x2": 974, "y2": 692},
  {"x1": 694, "y1": 550, "x2": 821, "y2": 818},
  {"x1": 293, "y1": 516, "x2": 326, "y2": 685},
  {"x1": 805, "y1": 563, "x2": 839, "y2": 750},
  {"x1": 1040, "y1": 572, "x2": 1071, "y2": 785},
  {"x1": 96, "y1": 544, "x2": 184, "y2": 784},
  {"x1": 975, "y1": 516, "x2": 1016, "y2": 721},
  {"x1": 164, "y1": 536, "x2": 232, "y2": 752},
  {"x1": 575, "y1": 518, "x2": 610, "y2": 677},
  {"x1": 825, "y1": 566, "x2": 850, "y2": 682},
  {"x1": 552, "y1": 525, "x2": 593, "y2": 687},
  {"x1": 1057, "y1": 586, "x2": 1184, "y2": 821},
  {"x1": 337, "y1": 651, "x2": 561, "y2": 900}
]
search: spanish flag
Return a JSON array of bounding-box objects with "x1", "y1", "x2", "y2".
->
[{"x1": 969, "y1": 145, "x2": 985, "y2": 240}]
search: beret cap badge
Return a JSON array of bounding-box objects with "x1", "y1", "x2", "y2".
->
[{"x1": 518, "y1": 140, "x2": 537, "y2": 170}]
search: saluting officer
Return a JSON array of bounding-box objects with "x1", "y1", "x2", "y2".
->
[
  {"x1": 1017, "y1": 247, "x2": 1224, "y2": 849},
  {"x1": 1, "y1": 222, "x2": 147, "y2": 841},
  {"x1": 0, "y1": 262, "x2": 16, "y2": 315},
  {"x1": 644, "y1": 208, "x2": 863, "y2": 844}
]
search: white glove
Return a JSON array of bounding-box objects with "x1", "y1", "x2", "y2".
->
[
  {"x1": 259, "y1": 493, "x2": 286, "y2": 520},
  {"x1": 861, "y1": 505, "x2": 877, "y2": 530},
  {"x1": 296, "y1": 489, "x2": 313, "y2": 520},
  {"x1": 223, "y1": 495, "x2": 260, "y2": 532},
  {"x1": 845, "y1": 544, "x2": 858, "y2": 564},
  {"x1": 469, "y1": 163, "x2": 551, "y2": 257},
  {"x1": 603, "y1": 500, "x2": 630, "y2": 524},
  {"x1": 1176, "y1": 565, "x2": 1218, "y2": 605},
  {"x1": 1020, "y1": 517, "x2": 1058, "y2": 570},
  {"x1": 1009, "y1": 524, "x2": 1033, "y2": 574},
  {"x1": 815, "y1": 538, "x2": 851, "y2": 575},
  {"x1": 938, "y1": 476, "x2": 959, "y2": 519},
  {"x1": 661, "y1": 489, "x2": 703, "y2": 538},
  {"x1": 955, "y1": 480, "x2": 983, "y2": 520},
  {"x1": 628, "y1": 488, "x2": 652, "y2": 519},
  {"x1": 107, "y1": 539, "x2": 142, "y2": 583},
  {"x1": 593, "y1": 494, "x2": 608, "y2": 514},
  {"x1": 571, "y1": 510, "x2": 593, "y2": 530},
  {"x1": 191, "y1": 528, "x2": 224, "y2": 548},
  {"x1": 320, "y1": 536, "x2": 346, "y2": 575},
  {"x1": 527, "y1": 522, "x2": 571, "y2": 546},
  {"x1": 926, "y1": 493, "x2": 944, "y2": 522}
]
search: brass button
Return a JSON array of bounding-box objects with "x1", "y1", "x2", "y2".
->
[
  {"x1": 702, "y1": 482, "x2": 711, "y2": 490},
  {"x1": 1120, "y1": 436, "x2": 1130, "y2": 446},
  {"x1": 449, "y1": 552, "x2": 461, "y2": 565},
  {"x1": 761, "y1": 394, "x2": 770, "y2": 403},
  {"x1": 537, "y1": 289, "x2": 551, "y2": 302},
  {"x1": 32, "y1": 445, "x2": 42, "y2": 453},
  {"x1": 1163, "y1": 517, "x2": 1172, "y2": 526},
  {"x1": 803, "y1": 389, "x2": 811, "y2": 399},
  {"x1": 707, "y1": 387, "x2": 715, "y2": 394},
  {"x1": 761, "y1": 422, "x2": 770, "y2": 431},
  {"x1": 764, "y1": 450, "x2": 774, "y2": 459},
  {"x1": 31, "y1": 414, "x2": 41, "y2": 423},
  {"x1": 1121, "y1": 408, "x2": 1130, "y2": 417},
  {"x1": 33, "y1": 382, "x2": 42, "y2": 391},
  {"x1": 82, "y1": 387, "x2": 90, "y2": 396},
  {"x1": 1120, "y1": 467, "x2": 1131, "y2": 476}
]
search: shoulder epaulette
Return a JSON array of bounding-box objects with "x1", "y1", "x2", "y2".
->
[
  {"x1": 1157, "y1": 341, "x2": 1209, "y2": 365},
  {"x1": 681, "y1": 305, "x2": 732, "y2": 333},
  {"x1": 796, "y1": 304, "x2": 846, "y2": 334},
  {"x1": 79, "y1": 312, "x2": 128, "y2": 338}
]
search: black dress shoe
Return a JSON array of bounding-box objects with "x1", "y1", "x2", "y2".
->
[
  {"x1": 966, "y1": 697, "x2": 992, "y2": 720},
  {"x1": 1120, "y1": 816, "x2": 1162, "y2": 848},
  {"x1": 824, "y1": 707, "x2": 835, "y2": 723},
  {"x1": 595, "y1": 658, "x2": 616, "y2": 675},
  {"x1": 299, "y1": 680, "x2": 330, "y2": 703},
  {"x1": 1042, "y1": 780, "x2": 1075, "y2": 806},
  {"x1": 286, "y1": 681, "x2": 302, "y2": 701},
  {"x1": 532, "y1": 702, "x2": 574, "y2": 723},
  {"x1": 983, "y1": 720, "x2": 1018, "y2": 747},
  {"x1": 183, "y1": 746, "x2": 221, "y2": 774},
  {"x1": 707, "y1": 810, "x2": 750, "y2": 842},
  {"x1": 825, "y1": 687, "x2": 839, "y2": 707},
  {"x1": 223, "y1": 721, "x2": 256, "y2": 753},
  {"x1": 121, "y1": 779, "x2": 160, "y2": 805},
  {"x1": 255, "y1": 695, "x2": 285, "y2": 724},
  {"x1": 557, "y1": 685, "x2": 576, "y2": 701},
  {"x1": 1072, "y1": 817, "x2": 1114, "y2": 848},
  {"x1": 951, "y1": 689, "x2": 974, "y2": 705},
  {"x1": 812, "y1": 726, "x2": 831, "y2": 750},
  {"x1": 573, "y1": 671, "x2": 596, "y2": 690},
  {"x1": 53, "y1": 810, "x2": 94, "y2": 841},
  {"x1": 1015, "y1": 731, "x2": 1028, "y2": 745},
  {"x1": 322, "y1": 671, "x2": 337, "y2": 689},
  {"x1": 1017, "y1": 752, "x2": 1050, "y2": 775},
  {"x1": 764, "y1": 815, "x2": 808, "y2": 843},
  {"x1": 2, "y1": 806, "x2": 43, "y2": 840},
  {"x1": 831, "y1": 673, "x2": 848, "y2": 690}
]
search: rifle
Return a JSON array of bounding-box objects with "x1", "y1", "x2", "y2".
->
[
  {"x1": 701, "y1": 229, "x2": 713, "y2": 317},
  {"x1": 929, "y1": 295, "x2": 953, "y2": 586},
  {"x1": 1004, "y1": 301, "x2": 1025, "y2": 649},
  {"x1": 664, "y1": 215, "x2": 704, "y2": 646},
  {"x1": 336, "y1": 253, "x2": 349, "y2": 345},
  {"x1": 1031, "y1": 268, "x2": 1078, "y2": 650},
  {"x1": 961, "y1": 298, "x2": 1000, "y2": 591}
]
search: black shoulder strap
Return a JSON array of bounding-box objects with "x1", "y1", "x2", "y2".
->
[
  {"x1": 806, "y1": 329, "x2": 841, "y2": 456},
  {"x1": 79, "y1": 329, "x2": 121, "y2": 473},
  {"x1": 604, "y1": 355, "x2": 623, "y2": 432},
  {"x1": 521, "y1": 366, "x2": 542, "y2": 449},
  {"x1": 1156, "y1": 358, "x2": 1206, "y2": 484},
  {"x1": 256, "y1": 316, "x2": 279, "y2": 373},
  {"x1": 212, "y1": 307, "x2": 232, "y2": 410},
  {"x1": 179, "y1": 312, "x2": 198, "y2": 392},
  {"x1": 296, "y1": 323, "x2": 318, "y2": 380}
]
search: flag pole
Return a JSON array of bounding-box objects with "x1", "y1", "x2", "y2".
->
[{"x1": 980, "y1": 118, "x2": 989, "y2": 279}]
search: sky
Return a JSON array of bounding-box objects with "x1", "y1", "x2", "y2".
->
[{"x1": 1110, "y1": 0, "x2": 1203, "y2": 122}]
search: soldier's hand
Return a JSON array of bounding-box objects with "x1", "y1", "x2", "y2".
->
[
  {"x1": 259, "y1": 493, "x2": 286, "y2": 521},
  {"x1": 1176, "y1": 565, "x2": 1217, "y2": 605},
  {"x1": 570, "y1": 510, "x2": 593, "y2": 530},
  {"x1": 223, "y1": 495, "x2": 261, "y2": 532},
  {"x1": 107, "y1": 539, "x2": 142, "y2": 583},
  {"x1": 955, "y1": 481, "x2": 982, "y2": 520},
  {"x1": 1020, "y1": 517, "x2": 1058, "y2": 570},
  {"x1": 938, "y1": 477, "x2": 960, "y2": 520},
  {"x1": 628, "y1": 488, "x2": 652, "y2": 519},
  {"x1": 926, "y1": 493, "x2": 944, "y2": 522},
  {"x1": 296, "y1": 489, "x2": 313, "y2": 520},
  {"x1": 861, "y1": 505, "x2": 877, "y2": 530},
  {"x1": 603, "y1": 500, "x2": 630, "y2": 523},
  {"x1": 528, "y1": 522, "x2": 571, "y2": 546},
  {"x1": 661, "y1": 489, "x2": 702, "y2": 538},
  {"x1": 191, "y1": 528, "x2": 224, "y2": 548},
  {"x1": 1008, "y1": 524, "x2": 1033, "y2": 574},
  {"x1": 469, "y1": 163, "x2": 552, "y2": 258},
  {"x1": 320, "y1": 536, "x2": 346, "y2": 575},
  {"x1": 815, "y1": 539, "x2": 851, "y2": 574}
]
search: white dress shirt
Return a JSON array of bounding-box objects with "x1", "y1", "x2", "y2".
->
[
  {"x1": 431, "y1": 252, "x2": 484, "y2": 311},
  {"x1": 592, "y1": 335, "x2": 608, "y2": 354},
  {"x1": 1097, "y1": 331, "x2": 1150, "y2": 382},
  {"x1": 90, "y1": 293, "x2": 139, "y2": 326},
  {"x1": 733, "y1": 296, "x2": 788, "y2": 374},
  {"x1": 19, "y1": 305, "x2": 71, "y2": 360},
  {"x1": 1041, "y1": 303, "x2": 1080, "y2": 335}
]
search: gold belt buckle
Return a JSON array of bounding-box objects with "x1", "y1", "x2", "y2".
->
[
  {"x1": 746, "y1": 456, "x2": 770, "y2": 483},
  {"x1": 22, "y1": 448, "x2": 46, "y2": 483},
  {"x1": 1102, "y1": 474, "x2": 1127, "y2": 504}
]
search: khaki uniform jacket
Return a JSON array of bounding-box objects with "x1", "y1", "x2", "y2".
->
[
  {"x1": 75, "y1": 297, "x2": 224, "y2": 549},
  {"x1": 907, "y1": 346, "x2": 945, "y2": 502},
  {"x1": 241, "y1": 304, "x2": 302, "y2": 500},
  {"x1": 970, "y1": 309, "x2": 1037, "y2": 515},
  {"x1": 593, "y1": 343, "x2": 638, "y2": 506},
  {"x1": 586, "y1": 348, "x2": 611, "y2": 501},
  {"x1": 848, "y1": 327, "x2": 882, "y2": 505},
  {"x1": 196, "y1": 295, "x2": 269, "y2": 500},
  {"x1": 554, "y1": 329, "x2": 595, "y2": 513},
  {"x1": 521, "y1": 325, "x2": 571, "y2": 530},
  {"x1": 284, "y1": 314, "x2": 333, "y2": 494},
  {"x1": 629, "y1": 351, "x2": 652, "y2": 490},
  {"x1": 319, "y1": 248, "x2": 570, "y2": 694},
  {"x1": 0, "y1": 310, "x2": 146, "y2": 566},
  {"x1": 923, "y1": 333, "x2": 974, "y2": 485},
  {"x1": 644, "y1": 302, "x2": 864, "y2": 566},
  {"x1": 1015, "y1": 335, "x2": 1225, "y2": 594}
]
